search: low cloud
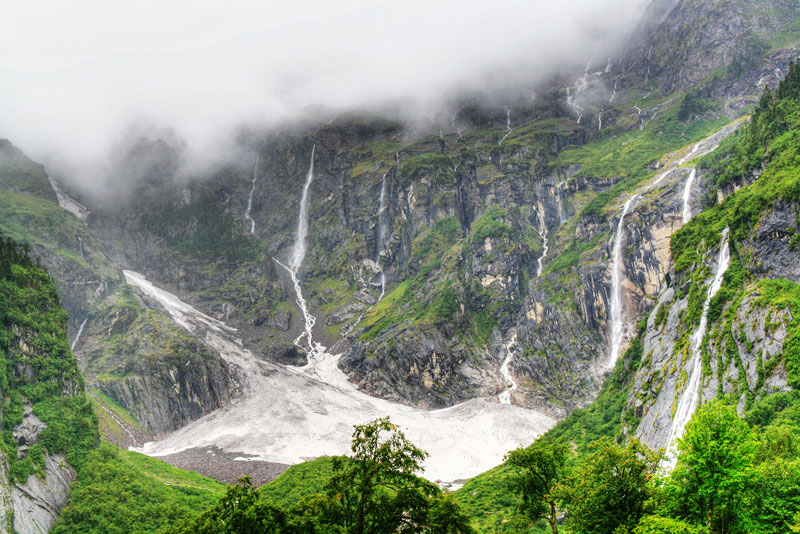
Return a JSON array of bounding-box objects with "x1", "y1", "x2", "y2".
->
[{"x1": 0, "y1": 0, "x2": 649, "y2": 182}]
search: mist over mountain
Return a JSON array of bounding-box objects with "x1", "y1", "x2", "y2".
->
[
  {"x1": 1, "y1": 0, "x2": 649, "y2": 183},
  {"x1": 1, "y1": 0, "x2": 800, "y2": 533}
]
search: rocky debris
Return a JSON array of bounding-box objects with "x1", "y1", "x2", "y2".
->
[{"x1": 156, "y1": 446, "x2": 289, "y2": 486}]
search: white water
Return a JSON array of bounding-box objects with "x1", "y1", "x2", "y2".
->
[
  {"x1": 598, "y1": 110, "x2": 603, "y2": 131},
  {"x1": 661, "y1": 229, "x2": 730, "y2": 471},
  {"x1": 290, "y1": 146, "x2": 315, "y2": 271},
  {"x1": 278, "y1": 146, "x2": 328, "y2": 360},
  {"x1": 566, "y1": 86, "x2": 585, "y2": 124},
  {"x1": 498, "y1": 332, "x2": 519, "y2": 404},
  {"x1": 125, "y1": 270, "x2": 556, "y2": 483},
  {"x1": 609, "y1": 80, "x2": 617, "y2": 103},
  {"x1": 498, "y1": 107, "x2": 513, "y2": 145},
  {"x1": 607, "y1": 194, "x2": 639, "y2": 370},
  {"x1": 556, "y1": 182, "x2": 567, "y2": 223},
  {"x1": 244, "y1": 155, "x2": 259, "y2": 234},
  {"x1": 77, "y1": 236, "x2": 84, "y2": 260},
  {"x1": 377, "y1": 174, "x2": 389, "y2": 254},
  {"x1": 536, "y1": 206, "x2": 549, "y2": 277},
  {"x1": 682, "y1": 168, "x2": 696, "y2": 223},
  {"x1": 71, "y1": 318, "x2": 88, "y2": 351},
  {"x1": 48, "y1": 176, "x2": 89, "y2": 220},
  {"x1": 604, "y1": 56, "x2": 612, "y2": 73}
]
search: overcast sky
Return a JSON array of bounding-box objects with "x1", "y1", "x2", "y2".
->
[{"x1": 1, "y1": 0, "x2": 649, "y2": 171}]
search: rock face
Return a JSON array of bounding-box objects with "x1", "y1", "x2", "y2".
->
[
  {"x1": 79, "y1": 287, "x2": 240, "y2": 434},
  {"x1": 628, "y1": 198, "x2": 799, "y2": 452},
  {"x1": 8, "y1": 453, "x2": 76, "y2": 534}
]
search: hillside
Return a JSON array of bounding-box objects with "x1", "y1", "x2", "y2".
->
[{"x1": 0, "y1": 0, "x2": 799, "y2": 531}]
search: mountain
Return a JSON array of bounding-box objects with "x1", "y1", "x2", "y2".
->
[{"x1": 0, "y1": 0, "x2": 799, "y2": 531}]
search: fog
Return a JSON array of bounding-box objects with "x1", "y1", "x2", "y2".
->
[{"x1": 1, "y1": 0, "x2": 650, "y2": 179}]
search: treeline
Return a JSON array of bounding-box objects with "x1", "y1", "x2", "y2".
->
[
  {"x1": 162, "y1": 418, "x2": 474, "y2": 534},
  {"x1": 506, "y1": 397, "x2": 800, "y2": 534}
]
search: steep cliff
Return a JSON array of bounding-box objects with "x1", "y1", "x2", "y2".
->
[
  {"x1": 0, "y1": 141, "x2": 240, "y2": 436},
  {"x1": 0, "y1": 235, "x2": 98, "y2": 534},
  {"x1": 627, "y1": 60, "x2": 800, "y2": 455}
]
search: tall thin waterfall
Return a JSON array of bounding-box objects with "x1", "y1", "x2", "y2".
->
[
  {"x1": 557, "y1": 182, "x2": 567, "y2": 223},
  {"x1": 536, "y1": 206, "x2": 549, "y2": 277},
  {"x1": 71, "y1": 318, "x2": 88, "y2": 351},
  {"x1": 244, "y1": 155, "x2": 259, "y2": 234},
  {"x1": 78, "y1": 236, "x2": 85, "y2": 260},
  {"x1": 498, "y1": 107, "x2": 513, "y2": 145},
  {"x1": 607, "y1": 194, "x2": 639, "y2": 369},
  {"x1": 661, "y1": 229, "x2": 730, "y2": 471},
  {"x1": 682, "y1": 168, "x2": 696, "y2": 223},
  {"x1": 290, "y1": 146, "x2": 315, "y2": 271},
  {"x1": 277, "y1": 145, "x2": 324, "y2": 360},
  {"x1": 498, "y1": 332, "x2": 519, "y2": 404},
  {"x1": 377, "y1": 174, "x2": 388, "y2": 254}
]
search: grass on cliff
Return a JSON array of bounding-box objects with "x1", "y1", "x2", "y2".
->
[
  {"x1": 51, "y1": 443, "x2": 225, "y2": 534},
  {"x1": 451, "y1": 319, "x2": 646, "y2": 533},
  {"x1": 0, "y1": 234, "x2": 99, "y2": 483}
]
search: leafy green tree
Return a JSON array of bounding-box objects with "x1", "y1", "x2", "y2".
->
[
  {"x1": 556, "y1": 438, "x2": 660, "y2": 534},
  {"x1": 325, "y1": 417, "x2": 474, "y2": 534},
  {"x1": 662, "y1": 401, "x2": 757, "y2": 534},
  {"x1": 632, "y1": 515, "x2": 709, "y2": 534},
  {"x1": 505, "y1": 439, "x2": 569, "y2": 533},
  {"x1": 164, "y1": 476, "x2": 290, "y2": 534}
]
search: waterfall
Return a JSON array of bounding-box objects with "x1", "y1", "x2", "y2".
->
[
  {"x1": 498, "y1": 332, "x2": 519, "y2": 404},
  {"x1": 290, "y1": 146, "x2": 315, "y2": 271},
  {"x1": 557, "y1": 182, "x2": 567, "y2": 223},
  {"x1": 376, "y1": 174, "x2": 390, "y2": 299},
  {"x1": 244, "y1": 154, "x2": 259, "y2": 234},
  {"x1": 536, "y1": 206, "x2": 549, "y2": 277},
  {"x1": 682, "y1": 168, "x2": 696, "y2": 223},
  {"x1": 598, "y1": 110, "x2": 603, "y2": 131},
  {"x1": 71, "y1": 318, "x2": 88, "y2": 351},
  {"x1": 377, "y1": 174, "x2": 388, "y2": 254},
  {"x1": 125, "y1": 269, "x2": 556, "y2": 484},
  {"x1": 78, "y1": 236, "x2": 85, "y2": 260},
  {"x1": 609, "y1": 80, "x2": 617, "y2": 103},
  {"x1": 566, "y1": 86, "x2": 584, "y2": 124},
  {"x1": 498, "y1": 107, "x2": 513, "y2": 145},
  {"x1": 277, "y1": 145, "x2": 325, "y2": 361},
  {"x1": 607, "y1": 194, "x2": 640, "y2": 370},
  {"x1": 605, "y1": 56, "x2": 612, "y2": 73},
  {"x1": 661, "y1": 229, "x2": 730, "y2": 471}
]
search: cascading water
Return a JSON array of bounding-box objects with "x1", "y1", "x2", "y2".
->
[
  {"x1": 498, "y1": 107, "x2": 513, "y2": 145},
  {"x1": 661, "y1": 229, "x2": 730, "y2": 471},
  {"x1": 71, "y1": 318, "x2": 88, "y2": 351},
  {"x1": 607, "y1": 194, "x2": 640, "y2": 370},
  {"x1": 78, "y1": 236, "x2": 85, "y2": 260},
  {"x1": 609, "y1": 80, "x2": 618, "y2": 103},
  {"x1": 536, "y1": 205, "x2": 549, "y2": 277},
  {"x1": 682, "y1": 168, "x2": 696, "y2": 223},
  {"x1": 598, "y1": 109, "x2": 603, "y2": 131},
  {"x1": 276, "y1": 145, "x2": 326, "y2": 361},
  {"x1": 498, "y1": 332, "x2": 519, "y2": 404},
  {"x1": 244, "y1": 154, "x2": 259, "y2": 234},
  {"x1": 556, "y1": 182, "x2": 567, "y2": 223},
  {"x1": 376, "y1": 173, "x2": 389, "y2": 299}
]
